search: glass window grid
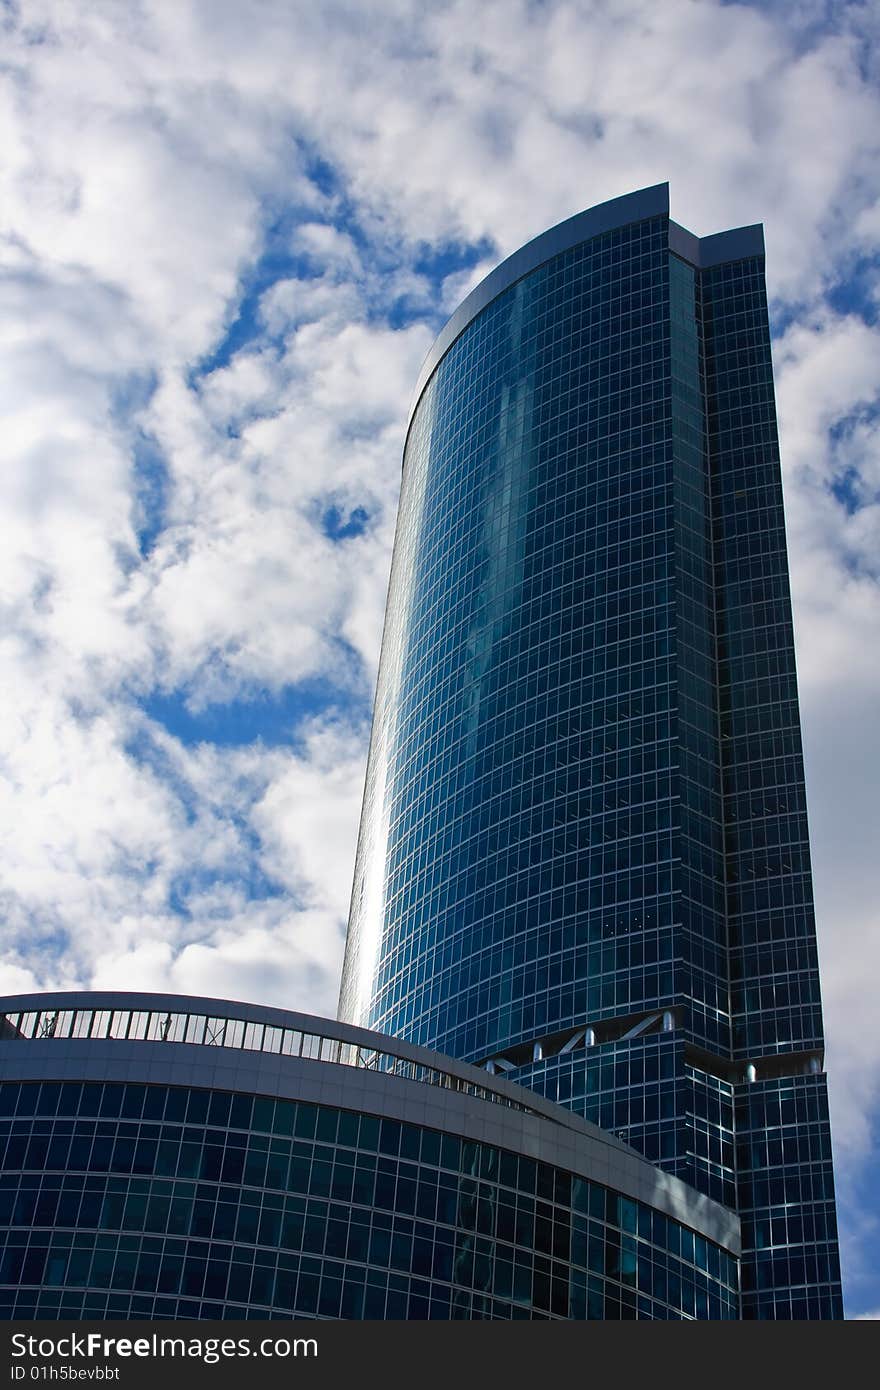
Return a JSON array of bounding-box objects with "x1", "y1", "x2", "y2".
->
[
  {"x1": 734, "y1": 1074, "x2": 841, "y2": 1319},
  {"x1": 0, "y1": 1079, "x2": 738, "y2": 1322},
  {"x1": 348, "y1": 220, "x2": 684, "y2": 1074}
]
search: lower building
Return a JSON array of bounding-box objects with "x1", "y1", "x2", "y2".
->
[{"x1": 0, "y1": 992, "x2": 739, "y2": 1319}]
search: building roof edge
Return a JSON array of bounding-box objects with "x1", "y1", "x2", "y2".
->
[
  {"x1": 406, "y1": 189, "x2": 766, "y2": 440},
  {"x1": 406, "y1": 183, "x2": 670, "y2": 433},
  {"x1": 669, "y1": 219, "x2": 765, "y2": 268}
]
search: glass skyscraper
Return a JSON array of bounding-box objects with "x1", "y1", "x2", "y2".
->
[{"x1": 340, "y1": 184, "x2": 843, "y2": 1318}]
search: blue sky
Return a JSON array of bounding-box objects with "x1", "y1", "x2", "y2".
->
[{"x1": 0, "y1": 0, "x2": 878, "y2": 1314}]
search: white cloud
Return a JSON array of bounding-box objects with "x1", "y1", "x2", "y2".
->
[
  {"x1": 292, "y1": 223, "x2": 363, "y2": 278},
  {"x1": 252, "y1": 721, "x2": 367, "y2": 914},
  {"x1": 772, "y1": 304, "x2": 880, "y2": 1313}
]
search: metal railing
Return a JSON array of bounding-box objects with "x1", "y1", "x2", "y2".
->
[{"x1": 0, "y1": 1004, "x2": 544, "y2": 1118}]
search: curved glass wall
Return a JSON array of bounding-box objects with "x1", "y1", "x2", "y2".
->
[
  {"x1": 343, "y1": 210, "x2": 681, "y2": 1061},
  {"x1": 0, "y1": 1077, "x2": 738, "y2": 1321}
]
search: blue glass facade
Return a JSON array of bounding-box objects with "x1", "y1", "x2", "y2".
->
[
  {"x1": 0, "y1": 995, "x2": 740, "y2": 1321},
  {"x1": 0, "y1": 1080, "x2": 741, "y2": 1321},
  {"x1": 340, "y1": 186, "x2": 843, "y2": 1317}
]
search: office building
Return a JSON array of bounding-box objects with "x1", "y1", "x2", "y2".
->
[
  {"x1": 0, "y1": 992, "x2": 739, "y2": 1319},
  {"x1": 339, "y1": 185, "x2": 843, "y2": 1318}
]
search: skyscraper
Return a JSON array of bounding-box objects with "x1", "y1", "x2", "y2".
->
[{"x1": 339, "y1": 185, "x2": 843, "y2": 1318}]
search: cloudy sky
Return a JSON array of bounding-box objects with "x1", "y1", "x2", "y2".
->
[{"x1": 0, "y1": 0, "x2": 877, "y2": 1314}]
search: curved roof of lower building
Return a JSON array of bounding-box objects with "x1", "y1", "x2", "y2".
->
[{"x1": 0, "y1": 990, "x2": 739, "y2": 1253}]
